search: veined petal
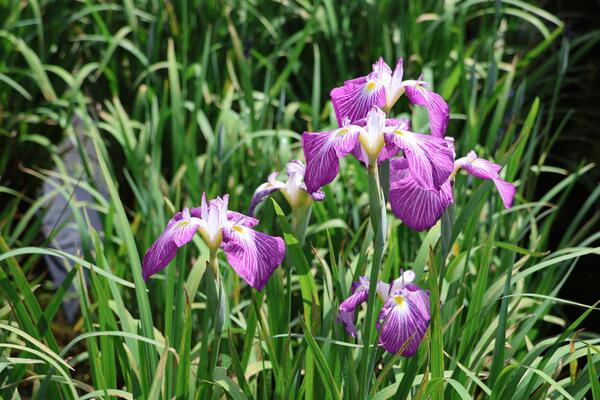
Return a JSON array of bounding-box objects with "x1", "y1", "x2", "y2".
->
[
  {"x1": 387, "y1": 130, "x2": 454, "y2": 190},
  {"x1": 386, "y1": 58, "x2": 405, "y2": 110},
  {"x1": 457, "y1": 151, "x2": 516, "y2": 209},
  {"x1": 404, "y1": 83, "x2": 449, "y2": 138},
  {"x1": 377, "y1": 294, "x2": 429, "y2": 356},
  {"x1": 286, "y1": 160, "x2": 306, "y2": 178},
  {"x1": 301, "y1": 127, "x2": 360, "y2": 193},
  {"x1": 493, "y1": 178, "x2": 516, "y2": 208},
  {"x1": 142, "y1": 209, "x2": 199, "y2": 280},
  {"x1": 221, "y1": 225, "x2": 285, "y2": 291},
  {"x1": 389, "y1": 165, "x2": 453, "y2": 231},
  {"x1": 227, "y1": 211, "x2": 259, "y2": 228},
  {"x1": 249, "y1": 173, "x2": 285, "y2": 215},
  {"x1": 461, "y1": 158, "x2": 502, "y2": 180},
  {"x1": 402, "y1": 284, "x2": 431, "y2": 322},
  {"x1": 331, "y1": 72, "x2": 386, "y2": 125},
  {"x1": 338, "y1": 277, "x2": 370, "y2": 336}
]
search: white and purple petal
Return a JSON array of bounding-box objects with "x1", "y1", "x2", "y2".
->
[
  {"x1": 221, "y1": 225, "x2": 285, "y2": 291},
  {"x1": 404, "y1": 83, "x2": 449, "y2": 138},
  {"x1": 389, "y1": 164, "x2": 453, "y2": 231},
  {"x1": 142, "y1": 209, "x2": 199, "y2": 280},
  {"x1": 330, "y1": 59, "x2": 389, "y2": 125},
  {"x1": 301, "y1": 127, "x2": 360, "y2": 193},
  {"x1": 385, "y1": 58, "x2": 405, "y2": 110},
  {"x1": 458, "y1": 151, "x2": 516, "y2": 209},
  {"x1": 377, "y1": 294, "x2": 429, "y2": 356},
  {"x1": 337, "y1": 276, "x2": 371, "y2": 336},
  {"x1": 386, "y1": 130, "x2": 455, "y2": 190},
  {"x1": 248, "y1": 173, "x2": 285, "y2": 215}
]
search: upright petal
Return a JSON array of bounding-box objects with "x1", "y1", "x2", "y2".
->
[
  {"x1": 389, "y1": 166, "x2": 453, "y2": 231},
  {"x1": 286, "y1": 160, "x2": 306, "y2": 178},
  {"x1": 221, "y1": 226, "x2": 285, "y2": 291},
  {"x1": 249, "y1": 172, "x2": 285, "y2": 215},
  {"x1": 331, "y1": 69, "x2": 389, "y2": 126},
  {"x1": 386, "y1": 130, "x2": 454, "y2": 190},
  {"x1": 301, "y1": 127, "x2": 360, "y2": 193},
  {"x1": 385, "y1": 58, "x2": 405, "y2": 110},
  {"x1": 142, "y1": 210, "x2": 199, "y2": 280},
  {"x1": 404, "y1": 83, "x2": 449, "y2": 138},
  {"x1": 377, "y1": 294, "x2": 429, "y2": 356}
]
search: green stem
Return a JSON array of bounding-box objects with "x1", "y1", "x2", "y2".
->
[
  {"x1": 205, "y1": 249, "x2": 227, "y2": 388},
  {"x1": 358, "y1": 164, "x2": 387, "y2": 399}
]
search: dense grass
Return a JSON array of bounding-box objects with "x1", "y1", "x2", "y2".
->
[{"x1": 1, "y1": 0, "x2": 599, "y2": 399}]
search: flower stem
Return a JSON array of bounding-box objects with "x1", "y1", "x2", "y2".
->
[
  {"x1": 205, "y1": 249, "x2": 227, "y2": 387},
  {"x1": 358, "y1": 163, "x2": 387, "y2": 399}
]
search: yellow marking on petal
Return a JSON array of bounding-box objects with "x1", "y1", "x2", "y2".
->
[
  {"x1": 232, "y1": 225, "x2": 245, "y2": 234},
  {"x1": 178, "y1": 220, "x2": 189, "y2": 227},
  {"x1": 366, "y1": 81, "x2": 377, "y2": 91},
  {"x1": 394, "y1": 295, "x2": 405, "y2": 306},
  {"x1": 336, "y1": 127, "x2": 349, "y2": 135}
]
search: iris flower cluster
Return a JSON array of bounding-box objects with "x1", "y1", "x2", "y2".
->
[{"x1": 141, "y1": 56, "x2": 516, "y2": 359}]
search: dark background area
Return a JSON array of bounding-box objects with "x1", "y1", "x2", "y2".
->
[{"x1": 539, "y1": 0, "x2": 600, "y2": 333}]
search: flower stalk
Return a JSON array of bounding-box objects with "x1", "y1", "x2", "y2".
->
[{"x1": 358, "y1": 162, "x2": 387, "y2": 398}]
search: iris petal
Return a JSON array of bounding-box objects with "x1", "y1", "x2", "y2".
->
[
  {"x1": 331, "y1": 64, "x2": 387, "y2": 125},
  {"x1": 142, "y1": 211, "x2": 199, "y2": 280},
  {"x1": 458, "y1": 152, "x2": 516, "y2": 209},
  {"x1": 221, "y1": 226, "x2": 285, "y2": 291},
  {"x1": 386, "y1": 130, "x2": 454, "y2": 190},
  {"x1": 389, "y1": 160, "x2": 453, "y2": 231},
  {"x1": 377, "y1": 293, "x2": 429, "y2": 356},
  {"x1": 301, "y1": 128, "x2": 360, "y2": 193},
  {"x1": 404, "y1": 84, "x2": 449, "y2": 138},
  {"x1": 248, "y1": 173, "x2": 285, "y2": 215}
]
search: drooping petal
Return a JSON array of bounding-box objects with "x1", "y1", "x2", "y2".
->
[
  {"x1": 404, "y1": 83, "x2": 449, "y2": 138},
  {"x1": 389, "y1": 165, "x2": 453, "y2": 231},
  {"x1": 377, "y1": 294, "x2": 429, "y2": 356},
  {"x1": 221, "y1": 225, "x2": 285, "y2": 291},
  {"x1": 338, "y1": 309, "x2": 358, "y2": 337},
  {"x1": 457, "y1": 151, "x2": 516, "y2": 209},
  {"x1": 338, "y1": 278, "x2": 370, "y2": 337},
  {"x1": 330, "y1": 59, "x2": 389, "y2": 125},
  {"x1": 142, "y1": 210, "x2": 199, "y2": 280},
  {"x1": 386, "y1": 130, "x2": 454, "y2": 190},
  {"x1": 402, "y1": 284, "x2": 431, "y2": 321},
  {"x1": 301, "y1": 127, "x2": 360, "y2": 193},
  {"x1": 248, "y1": 173, "x2": 285, "y2": 215},
  {"x1": 492, "y1": 178, "x2": 516, "y2": 208},
  {"x1": 460, "y1": 155, "x2": 502, "y2": 180}
]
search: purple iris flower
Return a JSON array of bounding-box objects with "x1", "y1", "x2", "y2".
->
[
  {"x1": 389, "y1": 150, "x2": 517, "y2": 231},
  {"x1": 249, "y1": 160, "x2": 325, "y2": 216},
  {"x1": 337, "y1": 270, "x2": 430, "y2": 356},
  {"x1": 142, "y1": 193, "x2": 285, "y2": 291},
  {"x1": 302, "y1": 106, "x2": 454, "y2": 193},
  {"x1": 330, "y1": 57, "x2": 449, "y2": 137}
]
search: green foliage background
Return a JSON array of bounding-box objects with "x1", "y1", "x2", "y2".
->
[{"x1": 0, "y1": 0, "x2": 599, "y2": 399}]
